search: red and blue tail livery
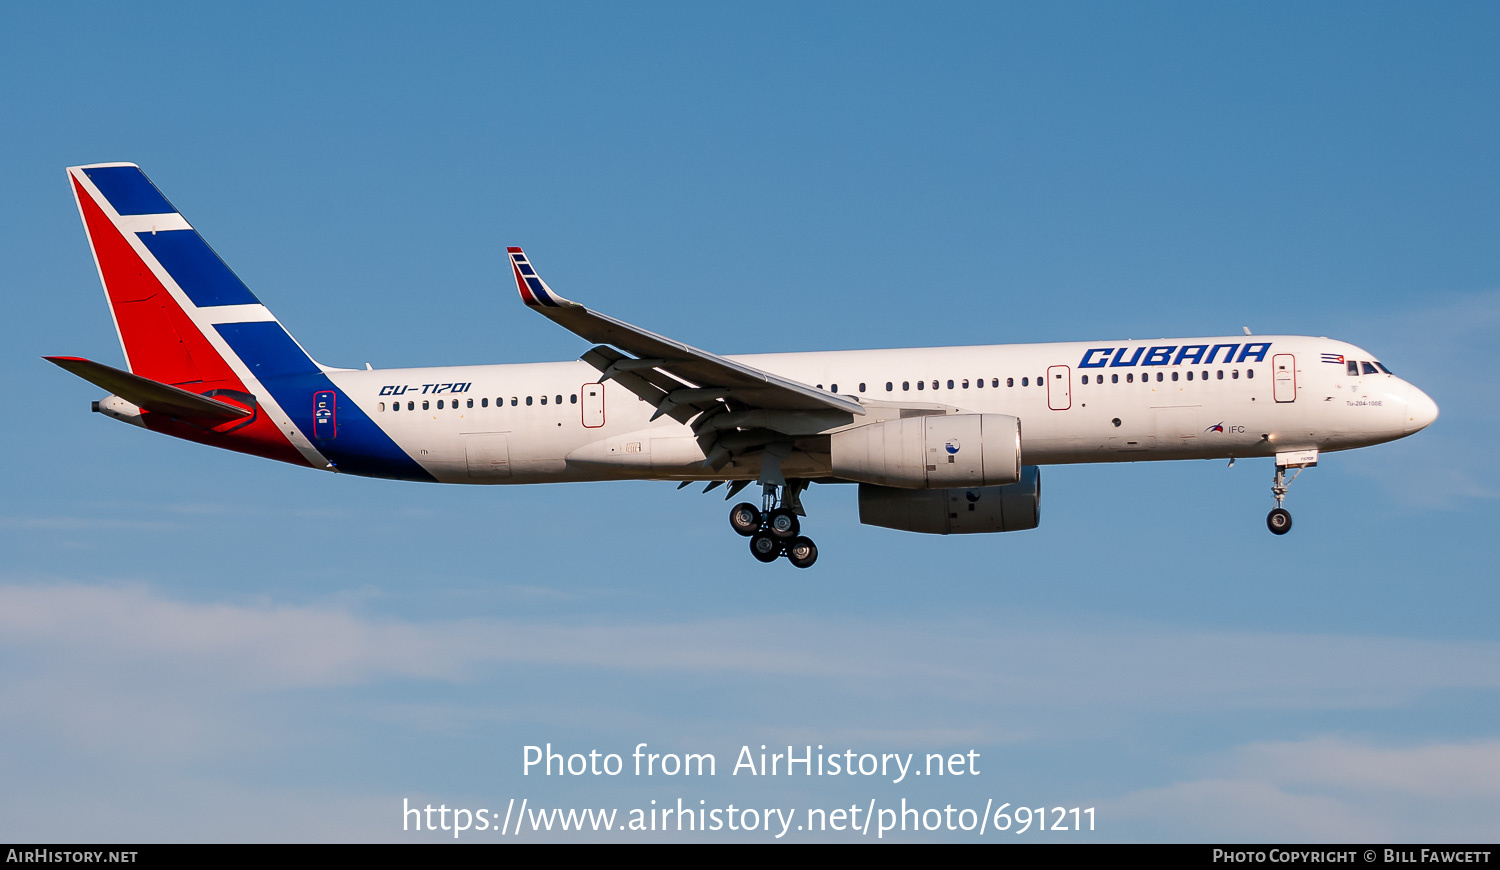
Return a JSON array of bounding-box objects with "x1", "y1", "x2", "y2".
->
[
  {"x1": 57, "y1": 163, "x2": 431, "y2": 481},
  {"x1": 51, "y1": 163, "x2": 1439, "y2": 567}
]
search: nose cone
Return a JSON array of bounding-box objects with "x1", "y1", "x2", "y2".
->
[{"x1": 1405, "y1": 387, "x2": 1439, "y2": 433}]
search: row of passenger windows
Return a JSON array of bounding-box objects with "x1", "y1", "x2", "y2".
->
[
  {"x1": 377, "y1": 394, "x2": 578, "y2": 412},
  {"x1": 376, "y1": 364, "x2": 1276, "y2": 412},
  {"x1": 810, "y1": 371, "x2": 1253, "y2": 392},
  {"x1": 813, "y1": 378, "x2": 1049, "y2": 393},
  {"x1": 1080, "y1": 369, "x2": 1255, "y2": 384}
]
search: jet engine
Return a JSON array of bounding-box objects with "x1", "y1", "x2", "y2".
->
[
  {"x1": 830, "y1": 413, "x2": 1021, "y2": 488},
  {"x1": 857, "y1": 466, "x2": 1040, "y2": 534}
]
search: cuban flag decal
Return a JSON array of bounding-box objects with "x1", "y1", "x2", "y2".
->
[{"x1": 1321, "y1": 353, "x2": 1345, "y2": 364}]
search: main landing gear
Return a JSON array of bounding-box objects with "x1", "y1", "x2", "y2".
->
[
  {"x1": 1266, "y1": 464, "x2": 1301, "y2": 536},
  {"x1": 729, "y1": 481, "x2": 818, "y2": 568}
]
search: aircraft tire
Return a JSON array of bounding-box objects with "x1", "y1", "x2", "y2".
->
[
  {"x1": 1267, "y1": 508, "x2": 1292, "y2": 535},
  {"x1": 787, "y1": 536, "x2": 818, "y2": 569},
  {"x1": 750, "y1": 532, "x2": 782, "y2": 563},
  {"x1": 730, "y1": 502, "x2": 762, "y2": 537},
  {"x1": 767, "y1": 508, "x2": 800, "y2": 539}
]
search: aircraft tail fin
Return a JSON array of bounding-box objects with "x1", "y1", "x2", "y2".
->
[{"x1": 67, "y1": 163, "x2": 326, "y2": 388}]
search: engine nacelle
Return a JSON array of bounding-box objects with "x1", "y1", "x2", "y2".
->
[
  {"x1": 830, "y1": 413, "x2": 1021, "y2": 488},
  {"x1": 858, "y1": 466, "x2": 1041, "y2": 534}
]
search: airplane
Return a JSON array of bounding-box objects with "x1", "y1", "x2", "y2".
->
[{"x1": 48, "y1": 163, "x2": 1440, "y2": 568}]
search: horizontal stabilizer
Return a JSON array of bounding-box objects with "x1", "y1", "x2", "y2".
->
[{"x1": 44, "y1": 356, "x2": 252, "y2": 422}]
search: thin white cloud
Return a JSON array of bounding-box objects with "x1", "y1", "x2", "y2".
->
[
  {"x1": 3, "y1": 584, "x2": 1499, "y2": 840},
  {"x1": 2, "y1": 584, "x2": 1499, "y2": 737},
  {"x1": 0, "y1": 516, "x2": 180, "y2": 531},
  {"x1": 1235, "y1": 737, "x2": 1500, "y2": 799},
  {"x1": 1109, "y1": 737, "x2": 1500, "y2": 842}
]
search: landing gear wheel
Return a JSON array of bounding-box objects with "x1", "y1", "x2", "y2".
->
[
  {"x1": 749, "y1": 532, "x2": 782, "y2": 563},
  {"x1": 786, "y1": 536, "x2": 818, "y2": 569},
  {"x1": 1267, "y1": 508, "x2": 1292, "y2": 535},
  {"x1": 729, "y1": 502, "x2": 762, "y2": 537},
  {"x1": 767, "y1": 508, "x2": 800, "y2": 539}
]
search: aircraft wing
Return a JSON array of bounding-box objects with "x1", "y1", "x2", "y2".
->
[{"x1": 507, "y1": 247, "x2": 865, "y2": 424}]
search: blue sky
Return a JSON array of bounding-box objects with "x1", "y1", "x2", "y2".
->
[{"x1": 2, "y1": 2, "x2": 1497, "y2": 842}]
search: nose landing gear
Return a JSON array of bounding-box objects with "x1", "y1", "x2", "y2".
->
[
  {"x1": 1266, "y1": 457, "x2": 1313, "y2": 536},
  {"x1": 728, "y1": 480, "x2": 817, "y2": 567}
]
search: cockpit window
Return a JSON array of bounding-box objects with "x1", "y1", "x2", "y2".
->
[
  {"x1": 1374, "y1": 361, "x2": 1392, "y2": 374},
  {"x1": 1362, "y1": 361, "x2": 1379, "y2": 375},
  {"x1": 1347, "y1": 360, "x2": 1360, "y2": 377}
]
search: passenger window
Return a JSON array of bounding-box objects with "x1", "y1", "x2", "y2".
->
[
  {"x1": 947, "y1": 379, "x2": 955, "y2": 389},
  {"x1": 831, "y1": 384, "x2": 839, "y2": 393},
  {"x1": 1096, "y1": 375, "x2": 1102, "y2": 384},
  {"x1": 1348, "y1": 360, "x2": 1360, "y2": 377},
  {"x1": 932, "y1": 380, "x2": 939, "y2": 390},
  {"x1": 1112, "y1": 374, "x2": 1119, "y2": 384},
  {"x1": 1362, "y1": 362, "x2": 1378, "y2": 375},
  {"x1": 482, "y1": 398, "x2": 489, "y2": 407},
  {"x1": 408, "y1": 401, "x2": 414, "y2": 411},
  {"x1": 1021, "y1": 377, "x2": 1028, "y2": 387},
  {"x1": 423, "y1": 400, "x2": 430, "y2": 410},
  {"x1": 886, "y1": 382, "x2": 894, "y2": 392},
  {"x1": 1156, "y1": 372, "x2": 1163, "y2": 382},
  {"x1": 902, "y1": 381, "x2": 910, "y2": 391},
  {"x1": 541, "y1": 396, "x2": 547, "y2": 405},
  {"x1": 1247, "y1": 369, "x2": 1254, "y2": 379},
  {"x1": 1186, "y1": 371, "x2": 1193, "y2": 381},
  {"x1": 1201, "y1": 371, "x2": 1208, "y2": 380},
  {"x1": 859, "y1": 383, "x2": 867, "y2": 392},
  {"x1": 816, "y1": 384, "x2": 823, "y2": 390},
  {"x1": 1125, "y1": 373, "x2": 1132, "y2": 383},
  {"x1": 571, "y1": 394, "x2": 577, "y2": 404},
  {"x1": 1172, "y1": 372, "x2": 1179, "y2": 381},
  {"x1": 917, "y1": 381, "x2": 925, "y2": 390},
  {"x1": 1232, "y1": 370, "x2": 1239, "y2": 379},
  {"x1": 1079, "y1": 375, "x2": 1087, "y2": 385},
  {"x1": 1217, "y1": 370, "x2": 1224, "y2": 379},
  {"x1": 379, "y1": 402, "x2": 385, "y2": 411},
  {"x1": 437, "y1": 400, "x2": 444, "y2": 409},
  {"x1": 556, "y1": 395, "x2": 562, "y2": 404},
  {"x1": 963, "y1": 379, "x2": 970, "y2": 388},
  {"x1": 992, "y1": 378, "x2": 999, "y2": 388},
  {"x1": 511, "y1": 397, "x2": 518, "y2": 406},
  {"x1": 1006, "y1": 378, "x2": 1013, "y2": 387},
  {"x1": 467, "y1": 398, "x2": 473, "y2": 408},
  {"x1": 526, "y1": 396, "x2": 533, "y2": 406}
]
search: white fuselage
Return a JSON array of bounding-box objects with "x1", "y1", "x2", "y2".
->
[{"x1": 315, "y1": 335, "x2": 1433, "y2": 485}]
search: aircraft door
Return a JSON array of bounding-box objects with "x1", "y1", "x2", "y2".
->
[
  {"x1": 1272, "y1": 354, "x2": 1296, "y2": 403},
  {"x1": 1047, "y1": 365, "x2": 1071, "y2": 410},
  {"x1": 581, "y1": 383, "x2": 605, "y2": 428}
]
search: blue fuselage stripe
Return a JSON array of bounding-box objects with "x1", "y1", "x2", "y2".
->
[{"x1": 214, "y1": 322, "x2": 435, "y2": 481}]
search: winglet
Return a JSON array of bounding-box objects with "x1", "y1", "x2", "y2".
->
[{"x1": 507, "y1": 247, "x2": 574, "y2": 308}]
